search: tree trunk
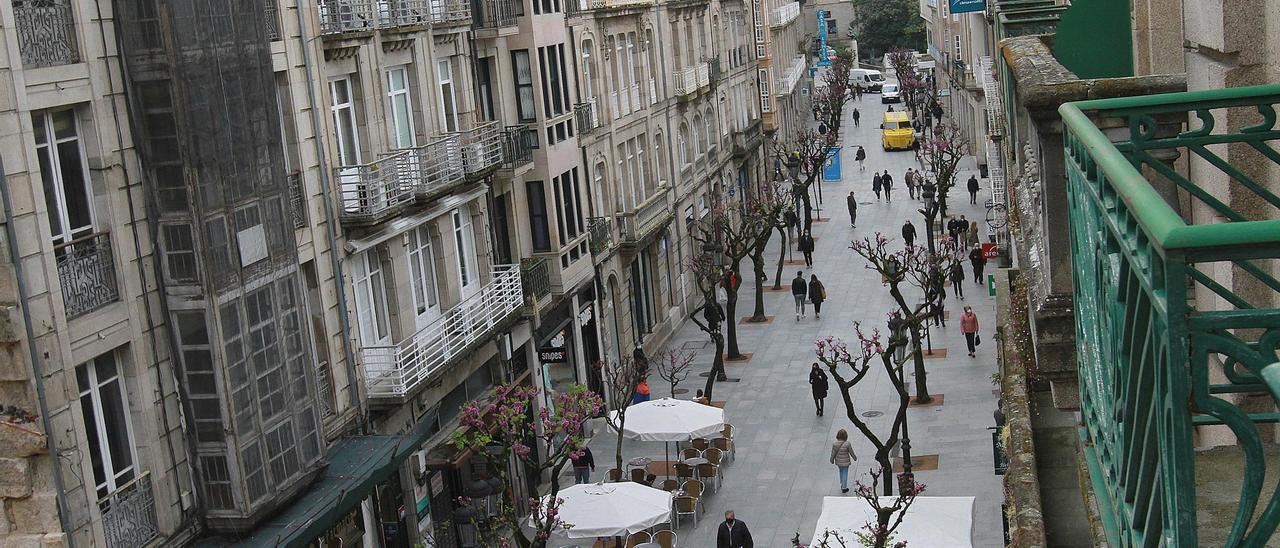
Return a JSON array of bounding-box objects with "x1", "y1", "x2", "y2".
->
[
  {"x1": 801, "y1": 190, "x2": 814, "y2": 233},
  {"x1": 725, "y1": 289, "x2": 741, "y2": 358},
  {"x1": 703, "y1": 333, "x2": 727, "y2": 398},
  {"x1": 773, "y1": 227, "x2": 787, "y2": 289},
  {"x1": 750, "y1": 247, "x2": 767, "y2": 320},
  {"x1": 614, "y1": 416, "x2": 626, "y2": 473},
  {"x1": 924, "y1": 212, "x2": 937, "y2": 255},
  {"x1": 876, "y1": 452, "x2": 895, "y2": 496},
  {"x1": 910, "y1": 326, "x2": 931, "y2": 404}
]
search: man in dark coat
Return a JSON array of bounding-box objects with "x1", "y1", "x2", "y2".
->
[
  {"x1": 846, "y1": 191, "x2": 857, "y2": 227},
  {"x1": 717, "y1": 511, "x2": 754, "y2": 548},
  {"x1": 799, "y1": 231, "x2": 816, "y2": 267},
  {"x1": 881, "y1": 171, "x2": 894, "y2": 202},
  {"x1": 968, "y1": 174, "x2": 980, "y2": 204},
  {"x1": 809, "y1": 363, "x2": 829, "y2": 416},
  {"x1": 901, "y1": 220, "x2": 917, "y2": 248},
  {"x1": 872, "y1": 172, "x2": 883, "y2": 200}
]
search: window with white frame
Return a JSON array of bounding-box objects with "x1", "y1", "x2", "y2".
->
[
  {"x1": 692, "y1": 116, "x2": 703, "y2": 156},
  {"x1": 453, "y1": 206, "x2": 478, "y2": 296},
  {"x1": 352, "y1": 247, "x2": 392, "y2": 346},
  {"x1": 678, "y1": 124, "x2": 690, "y2": 166},
  {"x1": 330, "y1": 77, "x2": 362, "y2": 166},
  {"x1": 512, "y1": 50, "x2": 536, "y2": 122},
  {"x1": 76, "y1": 351, "x2": 137, "y2": 501},
  {"x1": 407, "y1": 226, "x2": 440, "y2": 323},
  {"x1": 624, "y1": 140, "x2": 637, "y2": 208},
  {"x1": 438, "y1": 59, "x2": 459, "y2": 133},
  {"x1": 33, "y1": 108, "x2": 95, "y2": 246},
  {"x1": 387, "y1": 66, "x2": 416, "y2": 149}
]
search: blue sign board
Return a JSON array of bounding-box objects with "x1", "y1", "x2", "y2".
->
[
  {"x1": 949, "y1": 0, "x2": 985, "y2": 14},
  {"x1": 822, "y1": 147, "x2": 842, "y2": 181},
  {"x1": 816, "y1": 10, "x2": 831, "y2": 67}
]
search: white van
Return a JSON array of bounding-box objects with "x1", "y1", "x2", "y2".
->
[{"x1": 849, "y1": 69, "x2": 886, "y2": 92}]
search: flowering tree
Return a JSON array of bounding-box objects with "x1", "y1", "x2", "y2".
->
[
  {"x1": 917, "y1": 123, "x2": 968, "y2": 254},
  {"x1": 451, "y1": 383, "x2": 604, "y2": 548},
  {"x1": 778, "y1": 52, "x2": 855, "y2": 232},
  {"x1": 851, "y1": 234, "x2": 957, "y2": 404},
  {"x1": 601, "y1": 358, "x2": 644, "y2": 473},
  {"x1": 656, "y1": 348, "x2": 696, "y2": 398},
  {"x1": 686, "y1": 253, "x2": 728, "y2": 398},
  {"x1": 807, "y1": 470, "x2": 925, "y2": 548},
  {"x1": 744, "y1": 178, "x2": 793, "y2": 320},
  {"x1": 814, "y1": 323, "x2": 911, "y2": 495}
]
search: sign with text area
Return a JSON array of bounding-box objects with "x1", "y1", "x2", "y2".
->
[{"x1": 950, "y1": 0, "x2": 985, "y2": 14}]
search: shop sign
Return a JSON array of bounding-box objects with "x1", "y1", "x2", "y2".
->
[
  {"x1": 950, "y1": 0, "x2": 985, "y2": 14},
  {"x1": 981, "y1": 242, "x2": 999, "y2": 259},
  {"x1": 539, "y1": 347, "x2": 568, "y2": 363}
]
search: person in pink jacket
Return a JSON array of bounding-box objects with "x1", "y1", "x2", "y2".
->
[{"x1": 960, "y1": 305, "x2": 980, "y2": 357}]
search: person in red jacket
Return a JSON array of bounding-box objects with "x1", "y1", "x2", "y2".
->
[{"x1": 960, "y1": 305, "x2": 980, "y2": 357}]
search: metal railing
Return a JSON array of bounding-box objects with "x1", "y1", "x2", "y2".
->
[
  {"x1": 696, "y1": 63, "x2": 710, "y2": 89},
  {"x1": 361, "y1": 265, "x2": 524, "y2": 398},
  {"x1": 264, "y1": 0, "x2": 282, "y2": 40},
  {"x1": 770, "y1": 1, "x2": 799, "y2": 28},
  {"x1": 520, "y1": 257, "x2": 551, "y2": 304},
  {"x1": 429, "y1": 0, "x2": 472, "y2": 23},
  {"x1": 100, "y1": 471, "x2": 159, "y2": 548},
  {"x1": 378, "y1": 0, "x2": 432, "y2": 26},
  {"x1": 471, "y1": 0, "x2": 517, "y2": 29},
  {"x1": 575, "y1": 103, "x2": 599, "y2": 136},
  {"x1": 776, "y1": 56, "x2": 806, "y2": 96},
  {"x1": 56, "y1": 232, "x2": 119, "y2": 319},
  {"x1": 674, "y1": 66, "x2": 701, "y2": 96},
  {"x1": 587, "y1": 216, "x2": 613, "y2": 255},
  {"x1": 981, "y1": 55, "x2": 1005, "y2": 139},
  {"x1": 401, "y1": 134, "x2": 464, "y2": 196},
  {"x1": 501, "y1": 125, "x2": 536, "y2": 169},
  {"x1": 318, "y1": 0, "x2": 376, "y2": 34},
  {"x1": 288, "y1": 171, "x2": 306, "y2": 229},
  {"x1": 337, "y1": 151, "x2": 415, "y2": 220},
  {"x1": 1061, "y1": 84, "x2": 1280, "y2": 547},
  {"x1": 14, "y1": 0, "x2": 80, "y2": 68},
  {"x1": 456, "y1": 121, "x2": 503, "y2": 175}
]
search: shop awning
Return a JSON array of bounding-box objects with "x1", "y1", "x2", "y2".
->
[{"x1": 202, "y1": 433, "x2": 420, "y2": 547}]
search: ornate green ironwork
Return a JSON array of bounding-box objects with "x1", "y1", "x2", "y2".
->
[{"x1": 1061, "y1": 85, "x2": 1280, "y2": 547}]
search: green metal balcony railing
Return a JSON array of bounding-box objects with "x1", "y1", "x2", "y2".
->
[{"x1": 1061, "y1": 85, "x2": 1280, "y2": 547}]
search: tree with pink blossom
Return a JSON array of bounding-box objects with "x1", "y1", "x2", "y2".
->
[
  {"x1": 850, "y1": 470, "x2": 926, "y2": 548},
  {"x1": 451, "y1": 383, "x2": 604, "y2": 548},
  {"x1": 917, "y1": 123, "x2": 968, "y2": 254}
]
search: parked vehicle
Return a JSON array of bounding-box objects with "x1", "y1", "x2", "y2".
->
[
  {"x1": 849, "y1": 69, "x2": 885, "y2": 92},
  {"x1": 881, "y1": 83, "x2": 902, "y2": 103},
  {"x1": 880, "y1": 111, "x2": 916, "y2": 151}
]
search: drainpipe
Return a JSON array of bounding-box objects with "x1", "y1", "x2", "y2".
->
[
  {"x1": 294, "y1": 0, "x2": 365, "y2": 432},
  {"x1": 0, "y1": 159, "x2": 76, "y2": 546}
]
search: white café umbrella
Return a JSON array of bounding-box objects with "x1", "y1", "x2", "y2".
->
[
  {"x1": 534, "y1": 481, "x2": 674, "y2": 540},
  {"x1": 610, "y1": 397, "x2": 726, "y2": 476},
  {"x1": 810, "y1": 496, "x2": 975, "y2": 547}
]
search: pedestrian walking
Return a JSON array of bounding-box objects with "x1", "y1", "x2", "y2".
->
[
  {"x1": 901, "y1": 220, "x2": 917, "y2": 248},
  {"x1": 852, "y1": 108, "x2": 861, "y2": 127},
  {"x1": 882, "y1": 171, "x2": 894, "y2": 202},
  {"x1": 809, "y1": 274, "x2": 827, "y2": 319},
  {"x1": 928, "y1": 287, "x2": 946, "y2": 327},
  {"x1": 950, "y1": 260, "x2": 966, "y2": 299},
  {"x1": 846, "y1": 191, "x2": 857, "y2": 227},
  {"x1": 831, "y1": 429, "x2": 857, "y2": 493},
  {"x1": 966, "y1": 221, "x2": 980, "y2": 248},
  {"x1": 970, "y1": 244, "x2": 987, "y2": 284},
  {"x1": 855, "y1": 145, "x2": 866, "y2": 171},
  {"x1": 571, "y1": 446, "x2": 596, "y2": 484},
  {"x1": 904, "y1": 169, "x2": 916, "y2": 199},
  {"x1": 968, "y1": 174, "x2": 980, "y2": 204},
  {"x1": 809, "y1": 363, "x2": 829, "y2": 416},
  {"x1": 717, "y1": 511, "x2": 755, "y2": 548},
  {"x1": 961, "y1": 305, "x2": 981, "y2": 357},
  {"x1": 888, "y1": 310, "x2": 908, "y2": 363},
  {"x1": 799, "y1": 230, "x2": 816, "y2": 267},
  {"x1": 791, "y1": 271, "x2": 808, "y2": 320},
  {"x1": 872, "y1": 172, "x2": 883, "y2": 200}
]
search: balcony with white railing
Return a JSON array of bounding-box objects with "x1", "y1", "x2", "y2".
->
[
  {"x1": 101, "y1": 472, "x2": 159, "y2": 548},
  {"x1": 319, "y1": 0, "x2": 377, "y2": 34},
  {"x1": 456, "y1": 121, "x2": 503, "y2": 176},
  {"x1": 338, "y1": 151, "x2": 416, "y2": 223},
  {"x1": 674, "y1": 66, "x2": 701, "y2": 97},
  {"x1": 697, "y1": 63, "x2": 710, "y2": 89},
  {"x1": 776, "y1": 56, "x2": 807, "y2": 96},
  {"x1": 980, "y1": 55, "x2": 1005, "y2": 139},
  {"x1": 362, "y1": 265, "x2": 524, "y2": 399},
  {"x1": 377, "y1": 0, "x2": 432, "y2": 27},
  {"x1": 401, "y1": 134, "x2": 465, "y2": 198},
  {"x1": 770, "y1": 1, "x2": 799, "y2": 28},
  {"x1": 429, "y1": 0, "x2": 472, "y2": 24},
  {"x1": 619, "y1": 184, "x2": 671, "y2": 245}
]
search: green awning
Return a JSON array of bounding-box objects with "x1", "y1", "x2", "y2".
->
[{"x1": 202, "y1": 434, "x2": 419, "y2": 547}]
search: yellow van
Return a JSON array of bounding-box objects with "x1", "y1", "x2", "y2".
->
[{"x1": 881, "y1": 112, "x2": 916, "y2": 151}]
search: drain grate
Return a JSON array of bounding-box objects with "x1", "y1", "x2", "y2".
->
[{"x1": 861, "y1": 410, "x2": 885, "y2": 418}]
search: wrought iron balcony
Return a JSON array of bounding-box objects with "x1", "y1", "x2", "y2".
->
[
  {"x1": 575, "y1": 103, "x2": 600, "y2": 136},
  {"x1": 318, "y1": 0, "x2": 377, "y2": 34},
  {"x1": 288, "y1": 171, "x2": 306, "y2": 229},
  {"x1": 587, "y1": 216, "x2": 613, "y2": 255},
  {"x1": 100, "y1": 471, "x2": 159, "y2": 548},
  {"x1": 456, "y1": 121, "x2": 503, "y2": 176},
  {"x1": 501, "y1": 125, "x2": 536, "y2": 169},
  {"x1": 471, "y1": 0, "x2": 517, "y2": 30},
  {"x1": 56, "y1": 232, "x2": 119, "y2": 319},
  {"x1": 264, "y1": 0, "x2": 283, "y2": 40},
  {"x1": 400, "y1": 134, "x2": 464, "y2": 197},
  {"x1": 1061, "y1": 84, "x2": 1280, "y2": 547},
  {"x1": 619, "y1": 186, "x2": 670, "y2": 245},
  {"x1": 429, "y1": 0, "x2": 472, "y2": 24},
  {"x1": 13, "y1": 0, "x2": 80, "y2": 68},
  {"x1": 361, "y1": 265, "x2": 523, "y2": 398},
  {"x1": 377, "y1": 0, "x2": 432, "y2": 27},
  {"x1": 520, "y1": 257, "x2": 551, "y2": 306},
  {"x1": 337, "y1": 151, "x2": 415, "y2": 222},
  {"x1": 770, "y1": 1, "x2": 799, "y2": 28},
  {"x1": 674, "y1": 66, "x2": 701, "y2": 97}
]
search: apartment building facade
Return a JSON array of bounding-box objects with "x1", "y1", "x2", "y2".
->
[
  {"x1": 1, "y1": 0, "x2": 807, "y2": 544},
  {"x1": 919, "y1": 0, "x2": 992, "y2": 156}
]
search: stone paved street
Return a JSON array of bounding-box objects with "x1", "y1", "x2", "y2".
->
[{"x1": 579, "y1": 94, "x2": 1004, "y2": 547}]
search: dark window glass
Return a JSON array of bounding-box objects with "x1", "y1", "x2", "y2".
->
[{"x1": 527, "y1": 181, "x2": 551, "y2": 251}]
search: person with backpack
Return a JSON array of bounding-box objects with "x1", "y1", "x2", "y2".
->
[
  {"x1": 855, "y1": 145, "x2": 866, "y2": 171},
  {"x1": 809, "y1": 274, "x2": 827, "y2": 320},
  {"x1": 799, "y1": 230, "x2": 816, "y2": 267},
  {"x1": 791, "y1": 271, "x2": 808, "y2": 321}
]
